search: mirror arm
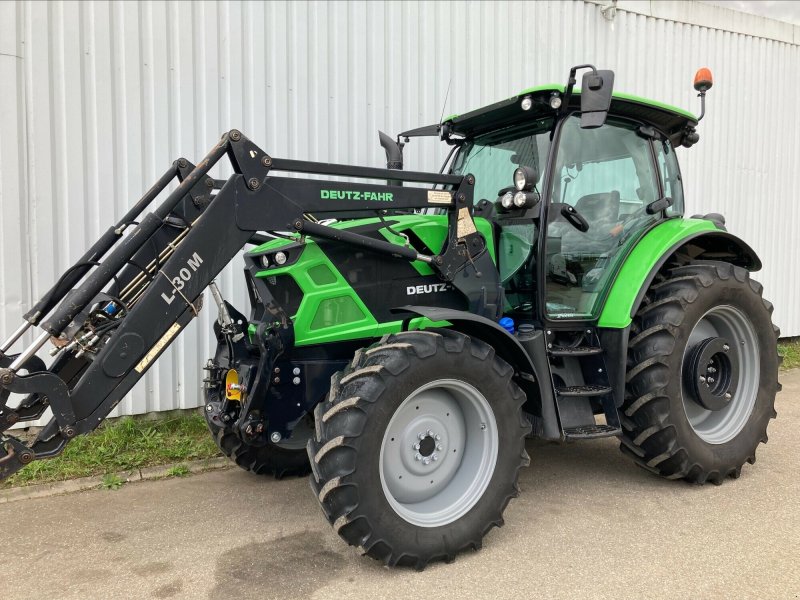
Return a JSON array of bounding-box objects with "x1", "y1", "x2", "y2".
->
[{"x1": 561, "y1": 64, "x2": 598, "y2": 116}]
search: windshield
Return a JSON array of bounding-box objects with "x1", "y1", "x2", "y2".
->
[{"x1": 451, "y1": 117, "x2": 554, "y2": 205}]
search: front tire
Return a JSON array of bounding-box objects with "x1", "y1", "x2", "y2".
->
[
  {"x1": 203, "y1": 343, "x2": 312, "y2": 478},
  {"x1": 308, "y1": 330, "x2": 530, "y2": 568},
  {"x1": 621, "y1": 261, "x2": 780, "y2": 483},
  {"x1": 205, "y1": 414, "x2": 312, "y2": 478}
]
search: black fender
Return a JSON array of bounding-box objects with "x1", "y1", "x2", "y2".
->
[
  {"x1": 395, "y1": 305, "x2": 534, "y2": 375},
  {"x1": 395, "y1": 305, "x2": 561, "y2": 440},
  {"x1": 630, "y1": 230, "x2": 761, "y2": 320}
]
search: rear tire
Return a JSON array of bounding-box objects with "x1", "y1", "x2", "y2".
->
[
  {"x1": 308, "y1": 329, "x2": 530, "y2": 568},
  {"x1": 621, "y1": 261, "x2": 780, "y2": 483}
]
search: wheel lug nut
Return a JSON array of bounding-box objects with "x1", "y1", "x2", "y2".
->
[
  {"x1": 707, "y1": 377, "x2": 715, "y2": 384},
  {"x1": 723, "y1": 344, "x2": 730, "y2": 352},
  {"x1": 415, "y1": 453, "x2": 422, "y2": 461},
  {"x1": 413, "y1": 443, "x2": 420, "y2": 450},
  {"x1": 435, "y1": 434, "x2": 441, "y2": 441},
  {"x1": 418, "y1": 432, "x2": 426, "y2": 440},
  {"x1": 437, "y1": 444, "x2": 443, "y2": 451},
  {"x1": 708, "y1": 367, "x2": 716, "y2": 374},
  {"x1": 426, "y1": 429, "x2": 434, "y2": 437},
  {"x1": 432, "y1": 454, "x2": 438, "y2": 461},
  {"x1": 699, "y1": 376, "x2": 706, "y2": 383},
  {"x1": 423, "y1": 457, "x2": 431, "y2": 465}
]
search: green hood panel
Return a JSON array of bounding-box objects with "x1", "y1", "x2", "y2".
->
[
  {"x1": 249, "y1": 215, "x2": 491, "y2": 346},
  {"x1": 597, "y1": 218, "x2": 720, "y2": 329}
]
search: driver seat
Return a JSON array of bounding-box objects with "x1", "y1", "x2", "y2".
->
[{"x1": 574, "y1": 190, "x2": 620, "y2": 226}]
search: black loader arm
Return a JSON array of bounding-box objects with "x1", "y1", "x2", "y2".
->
[{"x1": 0, "y1": 130, "x2": 500, "y2": 480}]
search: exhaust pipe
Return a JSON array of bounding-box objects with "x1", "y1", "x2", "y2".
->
[
  {"x1": 378, "y1": 131, "x2": 404, "y2": 186},
  {"x1": 379, "y1": 131, "x2": 403, "y2": 169}
]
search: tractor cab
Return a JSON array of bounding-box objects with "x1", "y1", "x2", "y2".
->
[{"x1": 445, "y1": 68, "x2": 696, "y2": 324}]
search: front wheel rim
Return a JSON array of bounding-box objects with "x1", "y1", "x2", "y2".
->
[
  {"x1": 681, "y1": 305, "x2": 760, "y2": 444},
  {"x1": 379, "y1": 379, "x2": 498, "y2": 528}
]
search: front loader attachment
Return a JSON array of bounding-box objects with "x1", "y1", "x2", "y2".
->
[{"x1": 0, "y1": 130, "x2": 496, "y2": 481}]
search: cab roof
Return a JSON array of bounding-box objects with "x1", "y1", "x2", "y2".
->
[{"x1": 443, "y1": 85, "x2": 697, "y2": 146}]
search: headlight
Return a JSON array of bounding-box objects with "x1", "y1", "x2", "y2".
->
[
  {"x1": 260, "y1": 255, "x2": 270, "y2": 268},
  {"x1": 513, "y1": 191, "x2": 540, "y2": 210},
  {"x1": 549, "y1": 93, "x2": 562, "y2": 109},
  {"x1": 520, "y1": 95, "x2": 533, "y2": 111},
  {"x1": 513, "y1": 169, "x2": 526, "y2": 191},
  {"x1": 500, "y1": 191, "x2": 514, "y2": 209},
  {"x1": 513, "y1": 166, "x2": 538, "y2": 191},
  {"x1": 274, "y1": 251, "x2": 288, "y2": 265}
]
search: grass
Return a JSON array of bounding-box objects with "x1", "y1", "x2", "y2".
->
[
  {"x1": 165, "y1": 464, "x2": 191, "y2": 478},
  {"x1": 101, "y1": 473, "x2": 125, "y2": 490},
  {"x1": 778, "y1": 337, "x2": 800, "y2": 371},
  {"x1": 2, "y1": 411, "x2": 220, "y2": 489}
]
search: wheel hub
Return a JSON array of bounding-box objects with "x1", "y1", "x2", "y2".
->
[
  {"x1": 684, "y1": 337, "x2": 739, "y2": 411},
  {"x1": 418, "y1": 434, "x2": 437, "y2": 458},
  {"x1": 397, "y1": 411, "x2": 458, "y2": 481}
]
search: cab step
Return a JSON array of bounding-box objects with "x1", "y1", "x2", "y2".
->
[
  {"x1": 563, "y1": 424, "x2": 621, "y2": 439},
  {"x1": 545, "y1": 327, "x2": 622, "y2": 440},
  {"x1": 548, "y1": 345, "x2": 603, "y2": 357},
  {"x1": 555, "y1": 384, "x2": 612, "y2": 397}
]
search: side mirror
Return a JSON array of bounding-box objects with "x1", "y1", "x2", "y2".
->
[{"x1": 580, "y1": 69, "x2": 615, "y2": 128}]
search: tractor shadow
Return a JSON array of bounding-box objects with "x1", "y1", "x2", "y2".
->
[
  {"x1": 520, "y1": 435, "x2": 681, "y2": 491},
  {"x1": 211, "y1": 530, "x2": 346, "y2": 600},
  {"x1": 209, "y1": 436, "x2": 702, "y2": 590}
]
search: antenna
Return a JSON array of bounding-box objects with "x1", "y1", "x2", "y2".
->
[{"x1": 439, "y1": 77, "x2": 453, "y2": 125}]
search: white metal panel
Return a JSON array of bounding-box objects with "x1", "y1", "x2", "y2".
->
[{"x1": 1, "y1": 0, "x2": 797, "y2": 421}]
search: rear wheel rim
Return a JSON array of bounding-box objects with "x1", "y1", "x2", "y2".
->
[
  {"x1": 379, "y1": 379, "x2": 498, "y2": 527},
  {"x1": 681, "y1": 305, "x2": 760, "y2": 444}
]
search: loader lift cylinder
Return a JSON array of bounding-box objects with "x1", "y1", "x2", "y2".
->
[
  {"x1": 0, "y1": 164, "x2": 182, "y2": 354},
  {"x1": 39, "y1": 137, "x2": 229, "y2": 339},
  {"x1": 21, "y1": 164, "x2": 182, "y2": 326}
]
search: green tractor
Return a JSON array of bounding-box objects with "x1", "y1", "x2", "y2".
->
[{"x1": 0, "y1": 65, "x2": 780, "y2": 568}]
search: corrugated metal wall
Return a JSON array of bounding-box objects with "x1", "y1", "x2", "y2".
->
[{"x1": 1, "y1": 0, "x2": 798, "y2": 419}]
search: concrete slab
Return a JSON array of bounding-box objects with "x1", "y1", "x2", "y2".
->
[{"x1": 0, "y1": 371, "x2": 798, "y2": 600}]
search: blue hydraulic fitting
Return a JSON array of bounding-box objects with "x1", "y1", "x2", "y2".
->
[{"x1": 498, "y1": 316, "x2": 515, "y2": 335}]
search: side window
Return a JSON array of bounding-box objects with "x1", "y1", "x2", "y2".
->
[
  {"x1": 655, "y1": 138, "x2": 685, "y2": 216},
  {"x1": 545, "y1": 116, "x2": 661, "y2": 319},
  {"x1": 553, "y1": 119, "x2": 659, "y2": 217}
]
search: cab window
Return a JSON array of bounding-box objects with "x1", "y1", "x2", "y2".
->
[
  {"x1": 655, "y1": 137, "x2": 685, "y2": 216},
  {"x1": 451, "y1": 118, "x2": 553, "y2": 205},
  {"x1": 545, "y1": 115, "x2": 660, "y2": 319}
]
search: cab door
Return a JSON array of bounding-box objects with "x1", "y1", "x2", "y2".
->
[{"x1": 544, "y1": 115, "x2": 662, "y2": 320}]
